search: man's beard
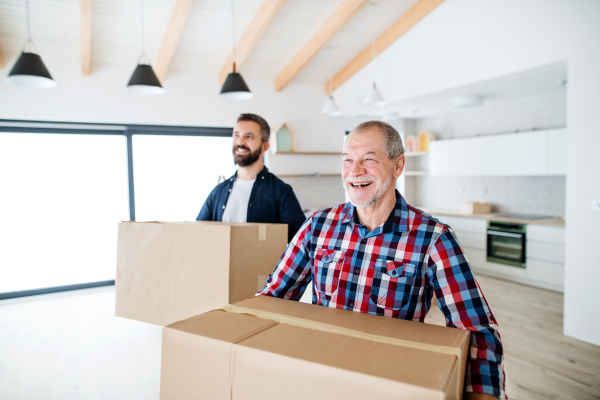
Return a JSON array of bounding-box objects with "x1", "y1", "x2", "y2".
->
[
  {"x1": 345, "y1": 168, "x2": 394, "y2": 209},
  {"x1": 233, "y1": 145, "x2": 262, "y2": 167}
]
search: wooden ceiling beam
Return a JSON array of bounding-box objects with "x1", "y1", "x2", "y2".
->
[
  {"x1": 275, "y1": 0, "x2": 370, "y2": 92},
  {"x1": 325, "y1": 0, "x2": 446, "y2": 95},
  {"x1": 81, "y1": 0, "x2": 93, "y2": 76},
  {"x1": 155, "y1": 0, "x2": 194, "y2": 82},
  {"x1": 219, "y1": 0, "x2": 287, "y2": 86}
]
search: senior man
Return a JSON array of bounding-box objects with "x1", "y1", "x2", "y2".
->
[{"x1": 258, "y1": 121, "x2": 505, "y2": 399}]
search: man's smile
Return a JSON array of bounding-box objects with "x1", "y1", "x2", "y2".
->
[{"x1": 349, "y1": 181, "x2": 373, "y2": 188}]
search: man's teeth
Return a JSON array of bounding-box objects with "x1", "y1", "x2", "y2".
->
[{"x1": 351, "y1": 182, "x2": 372, "y2": 187}]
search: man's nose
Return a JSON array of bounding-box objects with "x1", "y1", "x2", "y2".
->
[{"x1": 349, "y1": 160, "x2": 365, "y2": 176}]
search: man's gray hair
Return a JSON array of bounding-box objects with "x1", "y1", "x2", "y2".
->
[{"x1": 349, "y1": 120, "x2": 404, "y2": 159}]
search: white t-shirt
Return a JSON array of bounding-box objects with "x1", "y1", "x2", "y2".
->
[{"x1": 222, "y1": 178, "x2": 256, "y2": 223}]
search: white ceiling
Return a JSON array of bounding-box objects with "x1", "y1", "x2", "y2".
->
[
  {"x1": 354, "y1": 61, "x2": 569, "y2": 119},
  {"x1": 0, "y1": 0, "x2": 420, "y2": 85}
]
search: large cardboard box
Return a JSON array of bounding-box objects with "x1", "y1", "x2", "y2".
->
[
  {"x1": 115, "y1": 221, "x2": 288, "y2": 326},
  {"x1": 160, "y1": 296, "x2": 470, "y2": 400}
]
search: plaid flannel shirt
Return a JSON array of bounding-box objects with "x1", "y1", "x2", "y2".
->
[{"x1": 258, "y1": 192, "x2": 505, "y2": 398}]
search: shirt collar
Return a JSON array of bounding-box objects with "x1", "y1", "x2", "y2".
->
[
  {"x1": 341, "y1": 191, "x2": 411, "y2": 233},
  {"x1": 230, "y1": 166, "x2": 269, "y2": 182}
]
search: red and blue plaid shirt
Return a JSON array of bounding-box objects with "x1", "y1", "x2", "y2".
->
[{"x1": 258, "y1": 192, "x2": 505, "y2": 398}]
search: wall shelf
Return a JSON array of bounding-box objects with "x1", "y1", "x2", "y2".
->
[
  {"x1": 405, "y1": 151, "x2": 429, "y2": 157},
  {"x1": 277, "y1": 174, "x2": 340, "y2": 178},
  {"x1": 404, "y1": 171, "x2": 428, "y2": 176},
  {"x1": 272, "y1": 151, "x2": 342, "y2": 156}
]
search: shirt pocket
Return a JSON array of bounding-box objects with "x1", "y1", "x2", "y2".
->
[
  {"x1": 369, "y1": 259, "x2": 416, "y2": 311},
  {"x1": 314, "y1": 249, "x2": 345, "y2": 300}
]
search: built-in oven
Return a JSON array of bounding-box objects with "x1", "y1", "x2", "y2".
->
[{"x1": 486, "y1": 221, "x2": 526, "y2": 268}]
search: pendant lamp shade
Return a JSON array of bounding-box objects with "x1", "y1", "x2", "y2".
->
[
  {"x1": 6, "y1": 51, "x2": 57, "y2": 89},
  {"x1": 126, "y1": 63, "x2": 165, "y2": 94},
  {"x1": 363, "y1": 82, "x2": 385, "y2": 107},
  {"x1": 321, "y1": 95, "x2": 341, "y2": 116},
  {"x1": 220, "y1": 66, "x2": 253, "y2": 100}
]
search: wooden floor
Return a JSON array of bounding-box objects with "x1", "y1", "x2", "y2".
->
[
  {"x1": 0, "y1": 277, "x2": 599, "y2": 399},
  {"x1": 424, "y1": 275, "x2": 600, "y2": 400}
]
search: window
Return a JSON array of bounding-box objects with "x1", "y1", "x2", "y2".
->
[
  {"x1": 0, "y1": 133, "x2": 129, "y2": 293},
  {"x1": 133, "y1": 135, "x2": 236, "y2": 221}
]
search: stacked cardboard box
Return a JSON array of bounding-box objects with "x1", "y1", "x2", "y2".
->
[
  {"x1": 115, "y1": 221, "x2": 288, "y2": 326},
  {"x1": 160, "y1": 296, "x2": 470, "y2": 400}
]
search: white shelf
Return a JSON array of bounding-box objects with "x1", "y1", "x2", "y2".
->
[
  {"x1": 405, "y1": 151, "x2": 429, "y2": 157},
  {"x1": 404, "y1": 171, "x2": 428, "y2": 176}
]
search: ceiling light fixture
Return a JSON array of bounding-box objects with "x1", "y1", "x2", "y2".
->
[
  {"x1": 126, "y1": 0, "x2": 165, "y2": 94},
  {"x1": 220, "y1": 0, "x2": 253, "y2": 100},
  {"x1": 6, "y1": 0, "x2": 57, "y2": 89},
  {"x1": 321, "y1": 47, "x2": 341, "y2": 117}
]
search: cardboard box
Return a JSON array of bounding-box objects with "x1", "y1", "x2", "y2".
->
[
  {"x1": 115, "y1": 221, "x2": 288, "y2": 326},
  {"x1": 160, "y1": 296, "x2": 470, "y2": 400},
  {"x1": 460, "y1": 202, "x2": 493, "y2": 214}
]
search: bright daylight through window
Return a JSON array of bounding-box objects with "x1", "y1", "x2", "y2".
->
[
  {"x1": 0, "y1": 133, "x2": 129, "y2": 293},
  {"x1": 132, "y1": 135, "x2": 237, "y2": 222}
]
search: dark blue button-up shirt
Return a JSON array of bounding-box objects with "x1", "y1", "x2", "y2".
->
[{"x1": 196, "y1": 167, "x2": 306, "y2": 242}]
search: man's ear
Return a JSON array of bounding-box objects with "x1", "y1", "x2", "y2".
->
[
  {"x1": 394, "y1": 154, "x2": 405, "y2": 178},
  {"x1": 262, "y1": 140, "x2": 270, "y2": 154}
]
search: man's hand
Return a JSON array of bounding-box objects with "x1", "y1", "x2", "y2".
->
[{"x1": 466, "y1": 393, "x2": 499, "y2": 400}]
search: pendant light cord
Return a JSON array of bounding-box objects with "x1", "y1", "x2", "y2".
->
[
  {"x1": 26, "y1": 0, "x2": 31, "y2": 41},
  {"x1": 231, "y1": 0, "x2": 236, "y2": 70},
  {"x1": 141, "y1": 0, "x2": 146, "y2": 56}
]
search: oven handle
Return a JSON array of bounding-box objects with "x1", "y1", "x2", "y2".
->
[{"x1": 487, "y1": 230, "x2": 523, "y2": 238}]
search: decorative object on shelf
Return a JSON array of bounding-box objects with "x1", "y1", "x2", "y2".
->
[
  {"x1": 417, "y1": 130, "x2": 436, "y2": 151},
  {"x1": 322, "y1": 47, "x2": 341, "y2": 116},
  {"x1": 451, "y1": 95, "x2": 482, "y2": 108},
  {"x1": 220, "y1": 0, "x2": 253, "y2": 100},
  {"x1": 460, "y1": 202, "x2": 493, "y2": 215},
  {"x1": 269, "y1": 123, "x2": 297, "y2": 154},
  {"x1": 6, "y1": 0, "x2": 57, "y2": 89},
  {"x1": 126, "y1": 0, "x2": 165, "y2": 94},
  {"x1": 405, "y1": 135, "x2": 417, "y2": 153}
]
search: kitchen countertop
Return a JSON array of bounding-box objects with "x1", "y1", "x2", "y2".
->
[{"x1": 415, "y1": 206, "x2": 565, "y2": 227}]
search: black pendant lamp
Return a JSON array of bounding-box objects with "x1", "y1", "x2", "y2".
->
[
  {"x1": 220, "y1": 0, "x2": 253, "y2": 100},
  {"x1": 126, "y1": 0, "x2": 165, "y2": 95},
  {"x1": 6, "y1": 0, "x2": 57, "y2": 89}
]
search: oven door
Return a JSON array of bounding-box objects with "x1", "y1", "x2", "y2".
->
[{"x1": 487, "y1": 228, "x2": 526, "y2": 268}]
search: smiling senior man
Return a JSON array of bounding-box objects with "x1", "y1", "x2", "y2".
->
[{"x1": 258, "y1": 121, "x2": 505, "y2": 399}]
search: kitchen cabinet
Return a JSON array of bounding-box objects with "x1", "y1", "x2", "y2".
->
[
  {"x1": 525, "y1": 225, "x2": 565, "y2": 292},
  {"x1": 429, "y1": 128, "x2": 566, "y2": 177},
  {"x1": 431, "y1": 215, "x2": 487, "y2": 269}
]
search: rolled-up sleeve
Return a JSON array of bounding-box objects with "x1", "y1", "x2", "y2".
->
[
  {"x1": 257, "y1": 216, "x2": 313, "y2": 300},
  {"x1": 427, "y1": 227, "x2": 506, "y2": 399}
]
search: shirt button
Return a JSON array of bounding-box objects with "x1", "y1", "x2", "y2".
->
[
  {"x1": 249, "y1": 203, "x2": 251, "y2": 207},
  {"x1": 262, "y1": 176, "x2": 264, "y2": 180},
  {"x1": 349, "y1": 301, "x2": 355, "y2": 308},
  {"x1": 354, "y1": 268, "x2": 360, "y2": 274},
  {"x1": 222, "y1": 205, "x2": 225, "y2": 209},
  {"x1": 229, "y1": 189, "x2": 232, "y2": 192}
]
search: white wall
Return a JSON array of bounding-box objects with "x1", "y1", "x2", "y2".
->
[{"x1": 336, "y1": 0, "x2": 600, "y2": 345}]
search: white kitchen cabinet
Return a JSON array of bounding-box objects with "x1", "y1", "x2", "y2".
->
[
  {"x1": 526, "y1": 225, "x2": 565, "y2": 292},
  {"x1": 429, "y1": 128, "x2": 566, "y2": 177},
  {"x1": 435, "y1": 215, "x2": 487, "y2": 234},
  {"x1": 429, "y1": 140, "x2": 454, "y2": 176},
  {"x1": 452, "y1": 136, "x2": 495, "y2": 176},
  {"x1": 547, "y1": 129, "x2": 567, "y2": 175},
  {"x1": 526, "y1": 259, "x2": 564, "y2": 291},
  {"x1": 527, "y1": 224, "x2": 565, "y2": 245},
  {"x1": 463, "y1": 247, "x2": 487, "y2": 269},
  {"x1": 457, "y1": 231, "x2": 487, "y2": 249},
  {"x1": 494, "y1": 131, "x2": 548, "y2": 176}
]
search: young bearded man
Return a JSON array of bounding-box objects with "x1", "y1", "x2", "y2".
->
[
  {"x1": 258, "y1": 121, "x2": 505, "y2": 399},
  {"x1": 196, "y1": 113, "x2": 306, "y2": 242}
]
